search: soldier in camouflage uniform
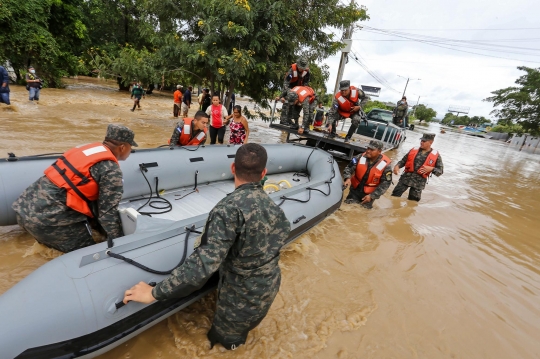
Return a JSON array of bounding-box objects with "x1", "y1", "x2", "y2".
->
[
  {"x1": 391, "y1": 133, "x2": 443, "y2": 202},
  {"x1": 123, "y1": 143, "x2": 291, "y2": 350},
  {"x1": 276, "y1": 56, "x2": 311, "y2": 125},
  {"x1": 286, "y1": 88, "x2": 318, "y2": 134},
  {"x1": 12, "y1": 124, "x2": 137, "y2": 252},
  {"x1": 168, "y1": 111, "x2": 209, "y2": 147},
  {"x1": 327, "y1": 80, "x2": 368, "y2": 142},
  {"x1": 343, "y1": 140, "x2": 393, "y2": 209}
]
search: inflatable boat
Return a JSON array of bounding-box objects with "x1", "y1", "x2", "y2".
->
[{"x1": 0, "y1": 144, "x2": 342, "y2": 359}]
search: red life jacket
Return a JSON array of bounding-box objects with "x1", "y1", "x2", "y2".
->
[
  {"x1": 289, "y1": 63, "x2": 309, "y2": 86},
  {"x1": 335, "y1": 86, "x2": 360, "y2": 118},
  {"x1": 291, "y1": 86, "x2": 315, "y2": 104},
  {"x1": 44, "y1": 142, "x2": 119, "y2": 217},
  {"x1": 351, "y1": 154, "x2": 391, "y2": 194},
  {"x1": 404, "y1": 147, "x2": 439, "y2": 178},
  {"x1": 168, "y1": 118, "x2": 207, "y2": 146}
]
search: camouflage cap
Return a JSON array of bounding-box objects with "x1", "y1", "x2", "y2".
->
[
  {"x1": 287, "y1": 90, "x2": 299, "y2": 103},
  {"x1": 105, "y1": 124, "x2": 138, "y2": 147},
  {"x1": 366, "y1": 139, "x2": 384, "y2": 151},
  {"x1": 297, "y1": 57, "x2": 308, "y2": 69},
  {"x1": 339, "y1": 80, "x2": 350, "y2": 90},
  {"x1": 421, "y1": 133, "x2": 436, "y2": 141}
]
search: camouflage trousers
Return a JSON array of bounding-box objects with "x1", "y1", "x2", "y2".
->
[
  {"x1": 391, "y1": 180, "x2": 422, "y2": 201},
  {"x1": 331, "y1": 112, "x2": 365, "y2": 135},
  {"x1": 16, "y1": 214, "x2": 97, "y2": 253},
  {"x1": 344, "y1": 187, "x2": 375, "y2": 209},
  {"x1": 289, "y1": 102, "x2": 317, "y2": 130},
  {"x1": 208, "y1": 265, "x2": 281, "y2": 350},
  {"x1": 279, "y1": 103, "x2": 294, "y2": 125}
]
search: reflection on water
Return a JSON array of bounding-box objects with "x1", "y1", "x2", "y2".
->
[{"x1": 1, "y1": 79, "x2": 540, "y2": 358}]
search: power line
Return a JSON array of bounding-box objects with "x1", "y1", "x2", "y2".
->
[
  {"x1": 367, "y1": 27, "x2": 540, "y2": 31},
  {"x1": 361, "y1": 28, "x2": 540, "y2": 54},
  {"x1": 351, "y1": 38, "x2": 540, "y2": 43},
  {"x1": 361, "y1": 26, "x2": 540, "y2": 63}
]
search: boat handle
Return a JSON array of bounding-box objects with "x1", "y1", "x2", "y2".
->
[
  {"x1": 115, "y1": 282, "x2": 156, "y2": 309},
  {"x1": 293, "y1": 215, "x2": 306, "y2": 224}
]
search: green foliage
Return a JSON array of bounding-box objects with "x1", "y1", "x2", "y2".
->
[
  {"x1": 484, "y1": 66, "x2": 540, "y2": 136},
  {"x1": 441, "y1": 113, "x2": 492, "y2": 126},
  {"x1": 363, "y1": 100, "x2": 391, "y2": 113},
  {"x1": 414, "y1": 104, "x2": 437, "y2": 123},
  {"x1": 490, "y1": 123, "x2": 524, "y2": 135},
  {"x1": 0, "y1": 0, "x2": 88, "y2": 86}
]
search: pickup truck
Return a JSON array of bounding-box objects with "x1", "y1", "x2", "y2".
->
[{"x1": 356, "y1": 108, "x2": 405, "y2": 145}]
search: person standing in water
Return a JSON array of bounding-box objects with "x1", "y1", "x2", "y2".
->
[
  {"x1": 123, "y1": 143, "x2": 291, "y2": 351},
  {"x1": 205, "y1": 94, "x2": 229, "y2": 144},
  {"x1": 226, "y1": 105, "x2": 250, "y2": 145}
]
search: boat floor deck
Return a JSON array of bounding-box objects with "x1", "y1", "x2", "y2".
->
[
  {"x1": 118, "y1": 171, "x2": 310, "y2": 223},
  {"x1": 269, "y1": 123, "x2": 394, "y2": 160}
]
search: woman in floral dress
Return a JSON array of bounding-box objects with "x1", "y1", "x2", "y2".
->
[{"x1": 226, "y1": 105, "x2": 250, "y2": 145}]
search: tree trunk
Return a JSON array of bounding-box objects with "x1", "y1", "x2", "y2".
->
[
  {"x1": 117, "y1": 77, "x2": 130, "y2": 92},
  {"x1": 209, "y1": 73, "x2": 215, "y2": 97},
  {"x1": 146, "y1": 83, "x2": 155, "y2": 95},
  {"x1": 224, "y1": 82, "x2": 236, "y2": 112}
]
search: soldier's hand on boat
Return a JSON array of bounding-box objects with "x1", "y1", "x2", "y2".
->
[
  {"x1": 343, "y1": 178, "x2": 351, "y2": 188},
  {"x1": 351, "y1": 106, "x2": 361, "y2": 113},
  {"x1": 418, "y1": 165, "x2": 434, "y2": 175},
  {"x1": 393, "y1": 165, "x2": 400, "y2": 175},
  {"x1": 361, "y1": 195, "x2": 372, "y2": 204},
  {"x1": 123, "y1": 281, "x2": 156, "y2": 304}
]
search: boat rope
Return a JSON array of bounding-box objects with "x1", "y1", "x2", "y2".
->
[
  {"x1": 135, "y1": 164, "x2": 173, "y2": 216},
  {"x1": 110, "y1": 226, "x2": 201, "y2": 309},
  {"x1": 277, "y1": 153, "x2": 336, "y2": 207}
]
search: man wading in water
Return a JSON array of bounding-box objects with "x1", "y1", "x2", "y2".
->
[{"x1": 123, "y1": 143, "x2": 291, "y2": 350}]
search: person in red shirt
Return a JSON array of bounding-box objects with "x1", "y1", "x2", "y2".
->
[{"x1": 173, "y1": 85, "x2": 183, "y2": 117}]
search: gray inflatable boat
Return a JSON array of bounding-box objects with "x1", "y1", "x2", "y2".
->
[{"x1": 0, "y1": 144, "x2": 342, "y2": 359}]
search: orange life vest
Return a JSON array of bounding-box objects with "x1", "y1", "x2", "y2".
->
[
  {"x1": 404, "y1": 147, "x2": 439, "y2": 178},
  {"x1": 291, "y1": 86, "x2": 315, "y2": 104},
  {"x1": 289, "y1": 63, "x2": 309, "y2": 86},
  {"x1": 44, "y1": 142, "x2": 119, "y2": 217},
  {"x1": 168, "y1": 118, "x2": 208, "y2": 146},
  {"x1": 335, "y1": 86, "x2": 360, "y2": 118},
  {"x1": 351, "y1": 154, "x2": 391, "y2": 194}
]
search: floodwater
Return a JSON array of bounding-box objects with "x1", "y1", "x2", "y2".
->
[{"x1": 1, "y1": 78, "x2": 540, "y2": 358}]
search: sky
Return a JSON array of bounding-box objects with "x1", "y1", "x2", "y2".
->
[{"x1": 321, "y1": 0, "x2": 540, "y2": 120}]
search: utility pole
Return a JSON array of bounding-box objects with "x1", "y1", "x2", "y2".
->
[
  {"x1": 412, "y1": 96, "x2": 420, "y2": 116},
  {"x1": 333, "y1": 0, "x2": 355, "y2": 95},
  {"x1": 397, "y1": 75, "x2": 420, "y2": 99}
]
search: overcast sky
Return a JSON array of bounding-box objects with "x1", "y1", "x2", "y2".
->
[{"x1": 321, "y1": 0, "x2": 539, "y2": 120}]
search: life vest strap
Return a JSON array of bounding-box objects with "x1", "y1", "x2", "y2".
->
[
  {"x1": 58, "y1": 156, "x2": 90, "y2": 185},
  {"x1": 51, "y1": 162, "x2": 95, "y2": 217}
]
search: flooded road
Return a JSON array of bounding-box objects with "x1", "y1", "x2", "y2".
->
[{"x1": 1, "y1": 78, "x2": 539, "y2": 358}]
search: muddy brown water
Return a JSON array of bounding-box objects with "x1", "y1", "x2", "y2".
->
[{"x1": 1, "y1": 78, "x2": 539, "y2": 358}]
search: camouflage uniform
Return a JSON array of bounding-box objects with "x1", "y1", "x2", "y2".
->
[
  {"x1": 343, "y1": 140, "x2": 392, "y2": 209},
  {"x1": 12, "y1": 124, "x2": 137, "y2": 252},
  {"x1": 286, "y1": 90, "x2": 318, "y2": 130},
  {"x1": 327, "y1": 80, "x2": 368, "y2": 140},
  {"x1": 391, "y1": 134, "x2": 443, "y2": 201},
  {"x1": 152, "y1": 182, "x2": 290, "y2": 349},
  {"x1": 168, "y1": 119, "x2": 206, "y2": 147},
  {"x1": 393, "y1": 99, "x2": 409, "y2": 127},
  {"x1": 279, "y1": 57, "x2": 311, "y2": 125}
]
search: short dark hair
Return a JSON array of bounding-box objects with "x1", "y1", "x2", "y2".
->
[
  {"x1": 194, "y1": 111, "x2": 209, "y2": 120},
  {"x1": 234, "y1": 143, "x2": 267, "y2": 182}
]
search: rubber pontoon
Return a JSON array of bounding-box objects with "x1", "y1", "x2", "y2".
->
[{"x1": 0, "y1": 144, "x2": 342, "y2": 359}]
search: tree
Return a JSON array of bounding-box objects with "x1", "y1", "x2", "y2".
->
[
  {"x1": 484, "y1": 66, "x2": 540, "y2": 136},
  {"x1": 0, "y1": 0, "x2": 88, "y2": 86},
  {"x1": 414, "y1": 104, "x2": 436, "y2": 123},
  {"x1": 139, "y1": 0, "x2": 368, "y2": 113}
]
